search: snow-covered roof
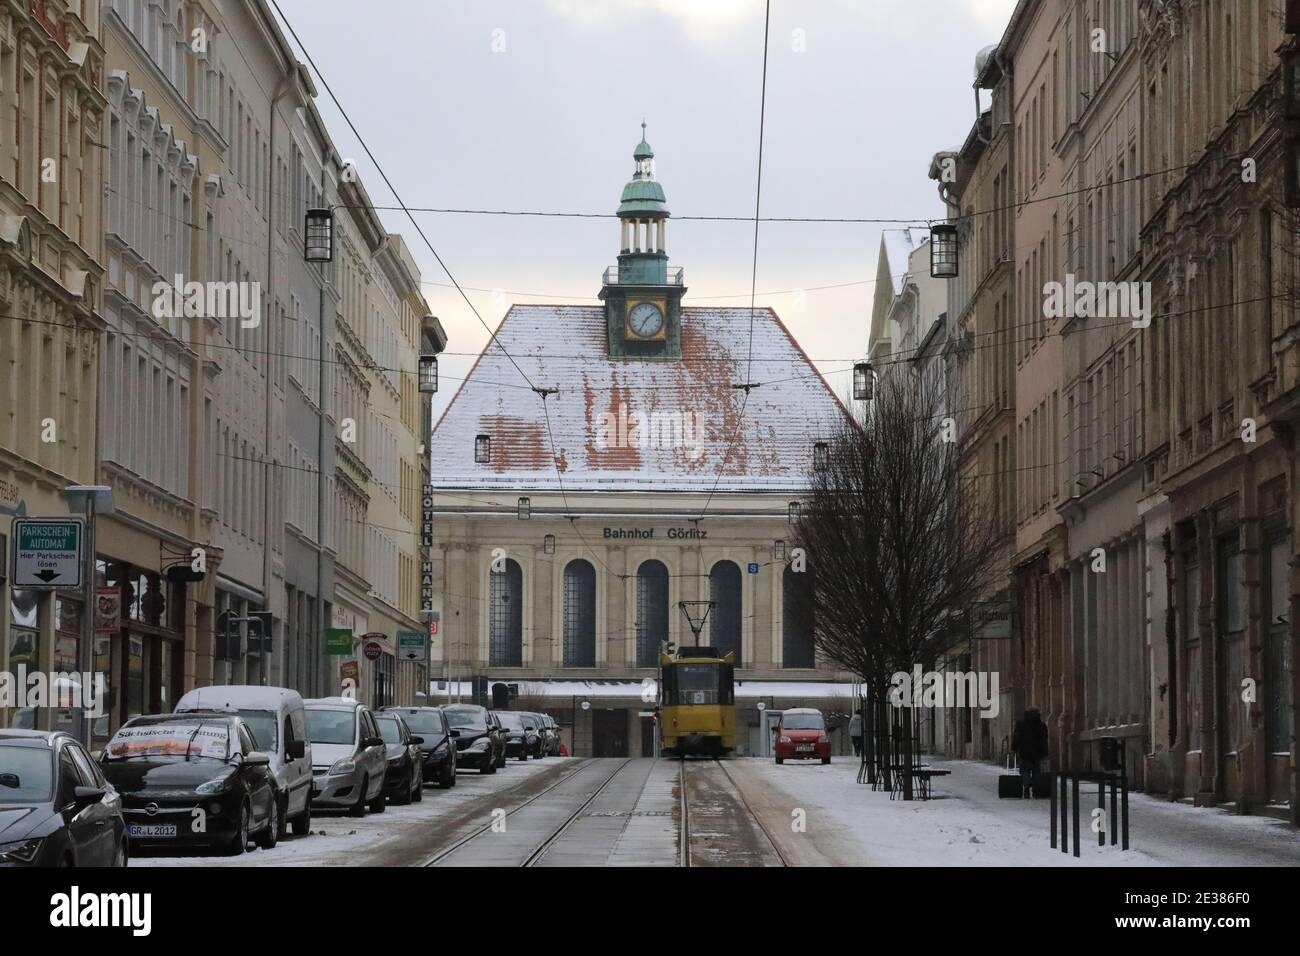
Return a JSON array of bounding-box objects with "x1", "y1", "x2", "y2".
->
[{"x1": 428, "y1": 304, "x2": 850, "y2": 492}]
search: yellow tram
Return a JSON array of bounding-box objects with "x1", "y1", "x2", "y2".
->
[{"x1": 659, "y1": 647, "x2": 736, "y2": 757}]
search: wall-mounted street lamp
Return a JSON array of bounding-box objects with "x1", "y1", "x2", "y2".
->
[
  {"x1": 543, "y1": 534, "x2": 556, "y2": 555},
  {"x1": 475, "y1": 434, "x2": 491, "y2": 463},
  {"x1": 853, "y1": 361, "x2": 875, "y2": 401},
  {"x1": 418, "y1": 354, "x2": 438, "y2": 394},
  {"x1": 930, "y1": 223, "x2": 959, "y2": 278},
  {"x1": 517, "y1": 497, "x2": 531, "y2": 520},
  {"x1": 304, "y1": 208, "x2": 334, "y2": 262}
]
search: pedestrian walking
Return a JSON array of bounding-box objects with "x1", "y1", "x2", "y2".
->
[
  {"x1": 1011, "y1": 706, "x2": 1049, "y2": 797},
  {"x1": 849, "y1": 707, "x2": 864, "y2": 757}
]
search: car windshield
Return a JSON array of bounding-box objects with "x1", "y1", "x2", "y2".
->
[
  {"x1": 782, "y1": 714, "x2": 825, "y2": 730},
  {"x1": 375, "y1": 716, "x2": 403, "y2": 745},
  {"x1": 444, "y1": 709, "x2": 485, "y2": 730},
  {"x1": 236, "y1": 710, "x2": 277, "y2": 751},
  {"x1": 0, "y1": 746, "x2": 53, "y2": 803},
  {"x1": 105, "y1": 722, "x2": 233, "y2": 761},
  {"x1": 495, "y1": 713, "x2": 523, "y2": 729},
  {"x1": 306, "y1": 709, "x2": 356, "y2": 745},
  {"x1": 398, "y1": 711, "x2": 445, "y2": 735}
]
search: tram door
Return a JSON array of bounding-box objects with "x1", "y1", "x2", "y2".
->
[{"x1": 592, "y1": 708, "x2": 628, "y2": 757}]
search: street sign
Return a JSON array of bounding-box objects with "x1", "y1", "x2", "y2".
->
[
  {"x1": 363, "y1": 640, "x2": 383, "y2": 661},
  {"x1": 12, "y1": 518, "x2": 83, "y2": 588},
  {"x1": 747, "y1": 562, "x2": 759, "y2": 574},
  {"x1": 324, "y1": 627, "x2": 353, "y2": 656},
  {"x1": 397, "y1": 630, "x2": 426, "y2": 663}
]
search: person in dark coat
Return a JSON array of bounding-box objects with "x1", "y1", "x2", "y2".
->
[{"x1": 1011, "y1": 707, "x2": 1049, "y2": 796}]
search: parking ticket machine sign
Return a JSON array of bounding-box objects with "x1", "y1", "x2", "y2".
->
[{"x1": 12, "y1": 518, "x2": 83, "y2": 588}]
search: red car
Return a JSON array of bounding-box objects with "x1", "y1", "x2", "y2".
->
[{"x1": 773, "y1": 708, "x2": 831, "y2": 764}]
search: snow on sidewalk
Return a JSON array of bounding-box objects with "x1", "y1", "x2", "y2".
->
[{"x1": 743, "y1": 755, "x2": 1300, "y2": 866}]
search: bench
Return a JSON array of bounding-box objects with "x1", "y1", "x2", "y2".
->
[{"x1": 888, "y1": 764, "x2": 951, "y2": 800}]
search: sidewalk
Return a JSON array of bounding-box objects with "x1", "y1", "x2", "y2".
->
[{"x1": 741, "y1": 755, "x2": 1300, "y2": 866}]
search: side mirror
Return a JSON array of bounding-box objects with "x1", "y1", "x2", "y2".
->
[
  {"x1": 362, "y1": 736, "x2": 384, "y2": 749},
  {"x1": 409, "y1": 736, "x2": 424, "y2": 746},
  {"x1": 244, "y1": 752, "x2": 272, "y2": 767},
  {"x1": 449, "y1": 729, "x2": 461, "y2": 738},
  {"x1": 287, "y1": 740, "x2": 306, "y2": 760},
  {"x1": 91, "y1": 750, "x2": 104, "y2": 763},
  {"x1": 72, "y1": 785, "x2": 106, "y2": 808}
]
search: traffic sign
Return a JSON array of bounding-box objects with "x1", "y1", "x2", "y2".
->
[
  {"x1": 397, "y1": 630, "x2": 426, "y2": 662},
  {"x1": 12, "y1": 518, "x2": 83, "y2": 588}
]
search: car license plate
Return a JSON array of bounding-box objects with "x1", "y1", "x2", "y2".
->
[
  {"x1": 128, "y1": 824, "x2": 177, "y2": 838},
  {"x1": 796, "y1": 745, "x2": 813, "y2": 752}
]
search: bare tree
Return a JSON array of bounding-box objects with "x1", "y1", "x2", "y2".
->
[{"x1": 792, "y1": 367, "x2": 1003, "y2": 797}]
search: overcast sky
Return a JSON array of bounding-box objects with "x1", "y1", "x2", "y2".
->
[{"x1": 274, "y1": 0, "x2": 1019, "y2": 416}]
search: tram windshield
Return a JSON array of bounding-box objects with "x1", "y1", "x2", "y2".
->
[{"x1": 671, "y1": 664, "x2": 720, "y2": 705}]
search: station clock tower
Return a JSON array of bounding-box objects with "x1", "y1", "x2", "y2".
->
[{"x1": 600, "y1": 124, "x2": 686, "y2": 359}]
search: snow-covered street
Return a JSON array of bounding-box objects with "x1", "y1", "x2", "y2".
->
[{"x1": 738, "y1": 756, "x2": 1300, "y2": 867}]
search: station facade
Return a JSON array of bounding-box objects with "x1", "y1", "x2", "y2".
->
[{"x1": 426, "y1": 132, "x2": 861, "y2": 756}]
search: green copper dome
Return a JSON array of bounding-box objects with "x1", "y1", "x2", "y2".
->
[{"x1": 618, "y1": 123, "x2": 669, "y2": 217}]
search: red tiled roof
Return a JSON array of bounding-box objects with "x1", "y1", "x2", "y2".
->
[{"x1": 428, "y1": 304, "x2": 850, "y2": 492}]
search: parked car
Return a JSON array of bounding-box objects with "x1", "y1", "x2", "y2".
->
[
  {"x1": 538, "y1": 714, "x2": 562, "y2": 756},
  {"x1": 485, "y1": 710, "x2": 509, "y2": 769},
  {"x1": 493, "y1": 711, "x2": 540, "y2": 761},
  {"x1": 374, "y1": 711, "x2": 423, "y2": 805},
  {"x1": 101, "y1": 713, "x2": 277, "y2": 855},
  {"x1": 442, "y1": 704, "x2": 504, "y2": 773},
  {"x1": 175, "y1": 685, "x2": 313, "y2": 837},
  {"x1": 382, "y1": 707, "x2": 458, "y2": 788},
  {"x1": 0, "y1": 730, "x2": 127, "y2": 867},
  {"x1": 773, "y1": 708, "x2": 831, "y2": 765},
  {"x1": 519, "y1": 713, "x2": 548, "y2": 759},
  {"x1": 304, "y1": 697, "x2": 388, "y2": 816}
]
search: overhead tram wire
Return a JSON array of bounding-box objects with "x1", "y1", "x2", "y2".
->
[
  {"x1": 268, "y1": 0, "x2": 627, "y2": 581},
  {"x1": 694, "y1": 0, "x2": 772, "y2": 524}
]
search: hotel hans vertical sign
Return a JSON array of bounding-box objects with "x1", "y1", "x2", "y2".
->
[{"x1": 421, "y1": 485, "x2": 435, "y2": 661}]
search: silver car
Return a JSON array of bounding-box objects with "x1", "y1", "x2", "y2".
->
[{"x1": 304, "y1": 698, "x2": 388, "y2": 816}]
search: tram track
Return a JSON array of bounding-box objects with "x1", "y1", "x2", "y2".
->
[
  {"x1": 421, "y1": 758, "x2": 634, "y2": 867},
  {"x1": 677, "y1": 758, "x2": 789, "y2": 867}
]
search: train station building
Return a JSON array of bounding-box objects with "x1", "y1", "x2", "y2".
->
[{"x1": 426, "y1": 131, "x2": 861, "y2": 756}]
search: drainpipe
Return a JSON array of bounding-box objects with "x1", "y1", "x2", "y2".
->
[{"x1": 263, "y1": 69, "x2": 296, "y2": 687}]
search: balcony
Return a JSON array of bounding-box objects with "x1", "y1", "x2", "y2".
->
[{"x1": 602, "y1": 265, "x2": 684, "y2": 287}]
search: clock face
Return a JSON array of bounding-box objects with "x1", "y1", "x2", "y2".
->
[{"x1": 628, "y1": 302, "x2": 664, "y2": 338}]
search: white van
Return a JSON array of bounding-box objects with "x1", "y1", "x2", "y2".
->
[{"x1": 175, "y1": 685, "x2": 313, "y2": 837}]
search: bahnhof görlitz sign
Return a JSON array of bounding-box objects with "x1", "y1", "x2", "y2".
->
[{"x1": 601, "y1": 526, "x2": 708, "y2": 540}]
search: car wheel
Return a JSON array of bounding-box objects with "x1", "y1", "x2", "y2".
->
[
  {"x1": 291, "y1": 802, "x2": 312, "y2": 836},
  {"x1": 369, "y1": 781, "x2": 387, "y2": 813},
  {"x1": 256, "y1": 801, "x2": 281, "y2": 850},
  {"x1": 822, "y1": 756, "x2": 831, "y2": 765},
  {"x1": 227, "y1": 802, "x2": 251, "y2": 855},
  {"x1": 394, "y1": 769, "x2": 412, "y2": 806},
  {"x1": 348, "y1": 777, "x2": 368, "y2": 817},
  {"x1": 274, "y1": 794, "x2": 289, "y2": 840},
  {"x1": 442, "y1": 763, "x2": 455, "y2": 788},
  {"x1": 482, "y1": 758, "x2": 496, "y2": 774},
  {"x1": 775, "y1": 757, "x2": 784, "y2": 765}
]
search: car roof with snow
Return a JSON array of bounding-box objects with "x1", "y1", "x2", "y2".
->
[{"x1": 176, "y1": 685, "x2": 303, "y2": 710}]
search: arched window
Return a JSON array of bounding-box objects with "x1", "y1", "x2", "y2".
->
[
  {"x1": 783, "y1": 566, "x2": 816, "y2": 668},
  {"x1": 563, "y1": 559, "x2": 596, "y2": 667},
  {"x1": 489, "y1": 559, "x2": 522, "y2": 666},
  {"x1": 708, "y1": 561, "x2": 742, "y2": 666},
  {"x1": 635, "y1": 560, "x2": 669, "y2": 667}
]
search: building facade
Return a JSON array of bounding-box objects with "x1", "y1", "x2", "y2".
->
[
  {"x1": 427, "y1": 133, "x2": 858, "y2": 756},
  {"x1": 0, "y1": 0, "x2": 106, "y2": 732}
]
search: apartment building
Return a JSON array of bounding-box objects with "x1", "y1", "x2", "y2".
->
[{"x1": 0, "y1": 0, "x2": 106, "y2": 732}]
